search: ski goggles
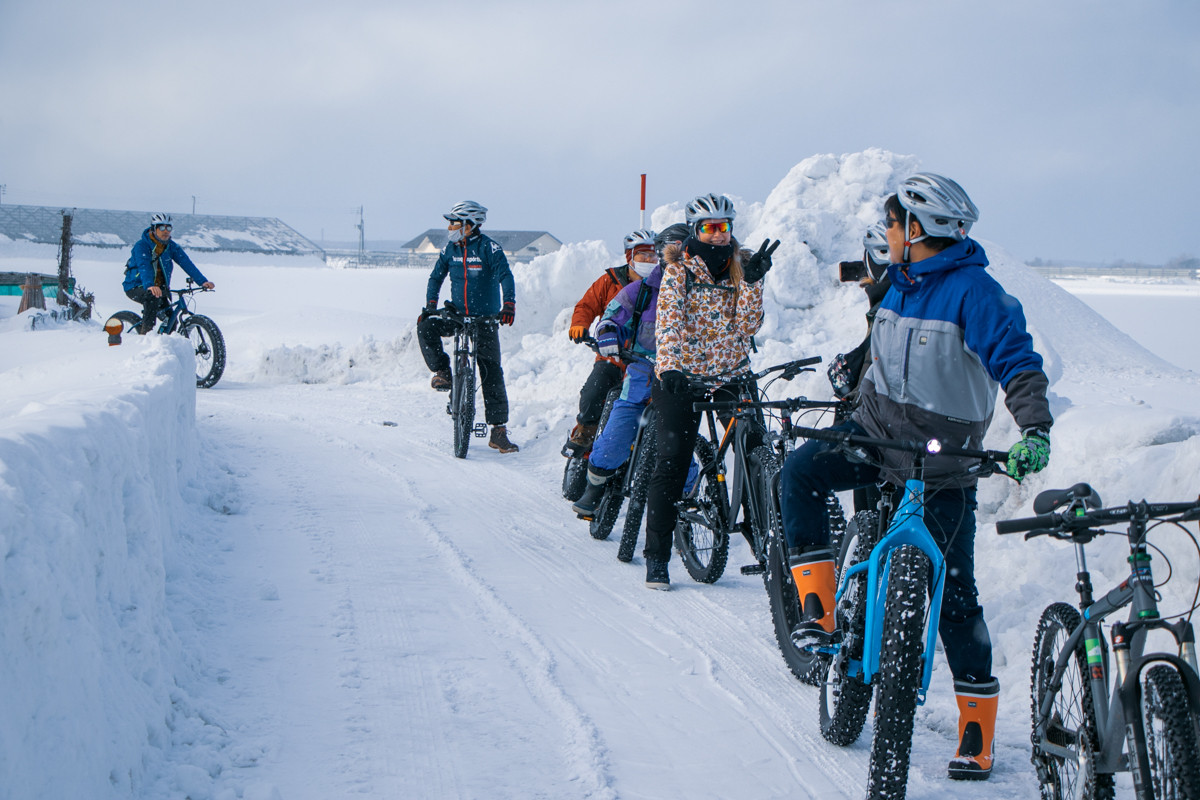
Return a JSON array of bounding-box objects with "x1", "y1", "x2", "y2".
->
[{"x1": 696, "y1": 220, "x2": 732, "y2": 235}]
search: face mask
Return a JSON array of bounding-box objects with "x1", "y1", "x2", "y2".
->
[
  {"x1": 631, "y1": 259, "x2": 655, "y2": 278},
  {"x1": 447, "y1": 229, "x2": 464, "y2": 244}
]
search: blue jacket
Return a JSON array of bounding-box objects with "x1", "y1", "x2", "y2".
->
[
  {"x1": 122, "y1": 227, "x2": 209, "y2": 292},
  {"x1": 425, "y1": 232, "x2": 514, "y2": 316},
  {"x1": 853, "y1": 238, "x2": 1052, "y2": 485}
]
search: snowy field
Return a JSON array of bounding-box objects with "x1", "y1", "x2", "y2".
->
[{"x1": 4, "y1": 151, "x2": 1200, "y2": 800}]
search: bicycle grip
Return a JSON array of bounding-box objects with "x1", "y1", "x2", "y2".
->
[{"x1": 995, "y1": 513, "x2": 1060, "y2": 535}]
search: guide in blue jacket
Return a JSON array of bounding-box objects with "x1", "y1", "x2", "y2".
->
[
  {"x1": 122, "y1": 213, "x2": 214, "y2": 333},
  {"x1": 778, "y1": 174, "x2": 1053, "y2": 782},
  {"x1": 416, "y1": 201, "x2": 519, "y2": 453}
]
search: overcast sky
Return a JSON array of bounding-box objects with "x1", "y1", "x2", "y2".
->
[{"x1": 2, "y1": 0, "x2": 1197, "y2": 264}]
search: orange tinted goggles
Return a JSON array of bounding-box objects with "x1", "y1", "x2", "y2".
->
[{"x1": 697, "y1": 220, "x2": 731, "y2": 234}]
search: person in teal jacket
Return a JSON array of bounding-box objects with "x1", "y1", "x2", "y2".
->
[
  {"x1": 122, "y1": 213, "x2": 213, "y2": 333},
  {"x1": 417, "y1": 201, "x2": 518, "y2": 453}
]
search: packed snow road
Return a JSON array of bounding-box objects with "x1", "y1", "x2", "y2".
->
[{"x1": 192, "y1": 378, "x2": 1038, "y2": 800}]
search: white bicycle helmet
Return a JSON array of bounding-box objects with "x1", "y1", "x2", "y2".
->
[
  {"x1": 623, "y1": 228, "x2": 656, "y2": 253},
  {"x1": 443, "y1": 200, "x2": 487, "y2": 226},
  {"x1": 684, "y1": 193, "x2": 736, "y2": 226},
  {"x1": 897, "y1": 173, "x2": 978, "y2": 242},
  {"x1": 150, "y1": 213, "x2": 172, "y2": 227},
  {"x1": 862, "y1": 221, "x2": 890, "y2": 267}
]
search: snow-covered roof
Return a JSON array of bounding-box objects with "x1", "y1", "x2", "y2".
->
[
  {"x1": 0, "y1": 203, "x2": 323, "y2": 255},
  {"x1": 400, "y1": 229, "x2": 561, "y2": 253}
]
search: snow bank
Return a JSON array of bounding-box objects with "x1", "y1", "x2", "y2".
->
[{"x1": 0, "y1": 333, "x2": 233, "y2": 799}]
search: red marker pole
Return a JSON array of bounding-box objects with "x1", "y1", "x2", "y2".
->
[{"x1": 640, "y1": 173, "x2": 646, "y2": 228}]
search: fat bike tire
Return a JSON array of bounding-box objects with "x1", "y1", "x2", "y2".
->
[
  {"x1": 181, "y1": 314, "x2": 226, "y2": 388},
  {"x1": 1030, "y1": 602, "x2": 1114, "y2": 800},
  {"x1": 819, "y1": 511, "x2": 877, "y2": 745},
  {"x1": 618, "y1": 417, "x2": 657, "y2": 563},
  {"x1": 673, "y1": 437, "x2": 729, "y2": 584},
  {"x1": 865, "y1": 544, "x2": 929, "y2": 800}
]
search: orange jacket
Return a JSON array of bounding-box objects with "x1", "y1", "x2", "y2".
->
[{"x1": 572, "y1": 266, "x2": 632, "y2": 363}]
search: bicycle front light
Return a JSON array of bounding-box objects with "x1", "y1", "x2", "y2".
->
[{"x1": 925, "y1": 439, "x2": 942, "y2": 454}]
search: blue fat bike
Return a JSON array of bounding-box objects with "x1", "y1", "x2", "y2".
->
[
  {"x1": 106, "y1": 279, "x2": 226, "y2": 388},
  {"x1": 789, "y1": 425, "x2": 1012, "y2": 800}
]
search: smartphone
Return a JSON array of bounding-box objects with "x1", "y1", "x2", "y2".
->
[{"x1": 838, "y1": 260, "x2": 868, "y2": 282}]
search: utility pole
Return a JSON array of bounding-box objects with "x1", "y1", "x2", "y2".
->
[
  {"x1": 0, "y1": 185, "x2": 6, "y2": 204},
  {"x1": 356, "y1": 206, "x2": 365, "y2": 267},
  {"x1": 192, "y1": 195, "x2": 196, "y2": 214}
]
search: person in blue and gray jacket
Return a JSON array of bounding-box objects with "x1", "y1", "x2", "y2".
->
[
  {"x1": 417, "y1": 200, "x2": 519, "y2": 453},
  {"x1": 122, "y1": 213, "x2": 214, "y2": 333},
  {"x1": 779, "y1": 173, "x2": 1053, "y2": 783}
]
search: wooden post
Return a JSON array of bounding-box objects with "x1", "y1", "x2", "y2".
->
[
  {"x1": 56, "y1": 210, "x2": 74, "y2": 306},
  {"x1": 18, "y1": 273, "x2": 46, "y2": 314}
]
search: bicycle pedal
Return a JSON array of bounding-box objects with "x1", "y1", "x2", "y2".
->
[
  {"x1": 561, "y1": 441, "x2": 586, "y2": 458},
  {"x1": 445, "y1": 403, "x2": 453, "y2": 416},
  {"x1": 576, "y1": 513, "x2": 595, "y2": 521},
  {"x1": 472, "y1": 423, "x2": 488, "y2": 438},
  {"x1": 740, "y1": 563, "x2": 766, "y2": 576}
]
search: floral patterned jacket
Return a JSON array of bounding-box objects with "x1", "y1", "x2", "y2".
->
[{"x1": 654, "y1": 242, "x2": 763, "y2": 379}]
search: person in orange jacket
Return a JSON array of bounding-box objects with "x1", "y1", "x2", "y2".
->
[{"x1": 564, "y1": 229, "x2": 658, "y2": 451}]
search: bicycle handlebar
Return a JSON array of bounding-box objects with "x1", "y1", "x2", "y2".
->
[
  {"x1": 431, "y1": 301, "x2": 499, "y2": 324},
  {"x1": 577, "y1": 335, "x2": 654, "y2": 367},
  {"x1": 789, "y1": 424, "x2": 1011, "y2": 471},
  {"x1": 693, "y1": 397, "x2": 845, "y2": 413},
  {"x1": 997, "y1": 497, "x2": 1200, "y2": 538}
]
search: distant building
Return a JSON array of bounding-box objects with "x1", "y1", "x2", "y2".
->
[
  {"x1": 401, "y1": 229, "x2": 562, "y2": 263},
  {"x1": 0, "y1": 203, "x2": 323, "y2": 257}
]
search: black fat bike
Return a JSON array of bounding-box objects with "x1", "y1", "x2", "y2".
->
[
  {"x1": 430, "y1": 302, "x2": 497, "y2": 459},
  {"x1": 106, "y1": 279, "x2": 226, "y2": 388},
  {"x1": 998, "y1": 484, "x2": 1200, "y2": 800}
]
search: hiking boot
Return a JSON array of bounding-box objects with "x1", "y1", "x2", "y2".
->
[
  {"x1": 567, "y1": 423, "x2": 598, "y2": 450},
  {"x1": 788, "y1": 547, "x2": 837, "y2": 649},
  {"x1": 431, "y1": 369, "x2": 451, "y2": 391},
  {"x1": 645, "y1": 557, "x2": 671, "y2": 590},
  {"x1": 488, "y1": 425, "x2": 519, "y2": 453},
  {"x1": 948, "y1": 678, "x2": 1000, "y2": 781}
]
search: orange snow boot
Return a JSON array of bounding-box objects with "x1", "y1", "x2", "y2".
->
[
  {"x1": 789, "y1": 547, "x2": 836, "y2": 649},
  {"x1": 948, "y1": 678, "x2": 999, "y2": 780}
]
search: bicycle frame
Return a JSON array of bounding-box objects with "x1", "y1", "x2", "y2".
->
[
  {"x1": 838, "y1": 476, "x2": 947, "y2": 700},
  {"x1": 1030, "y1": 511, "x2": 1200, "y2": 793},
  {"x1": 448, "y1": 314, "x2": 490, "y2": 440}
]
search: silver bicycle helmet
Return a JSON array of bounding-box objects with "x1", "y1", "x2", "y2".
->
[
  {"x1": 150, "y1": 213, "x2": 172, "y2": 227},
  {"x1": 443, "y1": 200, "x2": 487, "y2": 226},
  {"x1": 897, "y1": 173, "x2": 978, "y2": 241},
  {"x1": 684, "y1": 193, "x2": 737, "y2": 226},
  {"x1": 623, "y1": 228, "x2": 656, "y2": 253},
  {"x1": 863, "y1": 221, "x2": 890, "y2": 267}
]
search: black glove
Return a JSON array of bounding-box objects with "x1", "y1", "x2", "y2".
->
[
  {"x1": 418, "y1": 302, "x2": 436, "y2": 323},
  {"x1": 660, "y1": 370, "x2": 689, "y2": 395},
  {"x1": 743, "y1": 239, "x2": 781, "y2": 284},
  {"x1": 500, "y1": 300, "x2": 516, "y2": 326}
]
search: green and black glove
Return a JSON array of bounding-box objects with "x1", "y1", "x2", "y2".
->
[{"x1": 1007, "y1": 429, "x2": 1050, "y2": 482}]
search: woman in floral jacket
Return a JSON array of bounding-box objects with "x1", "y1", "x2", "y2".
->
[{"x1": 641, "y1": 193, "x2": 778, "y2": 589}]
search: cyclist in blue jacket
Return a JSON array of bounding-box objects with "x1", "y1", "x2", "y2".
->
[
  {"x1": 417, "y1": 201, "x2": 519, "y2": 453},
  {"x1": 779, "y1": 174, "x2": 1053, "y2": 781},
  {"x1": 122, "y1": 213, "x2": 214, "y2": 334}
]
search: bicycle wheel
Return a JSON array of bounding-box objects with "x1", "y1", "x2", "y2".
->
[
  {"x1": 1030, "y1": 602, "x2": 1114, "y2": 800},
  {"x1": 452, "y1": 353, "x2": 475, "y2": 459},
  {"x1": 819, "y1": 510, "x2": 878, "y2": 745},
  {"x1": 618, "y1": 413, "x2": 657, "y2": 562},
  {"x1": 562, "y1": 455, "x2": 589, "y2": 502},
  {"x1": 589, "y1": 479, "x2": 624, "y2": 540},
  {"x1": 673, "y1": 437, "x2": 729, "y2": 583},
  {"x1": 181, "y1": 314, "x2": 226, "y2": 388},
  {"x1": 866, "y1": 543, "x2": 929, "y2": 800},
  {"x1": 112, "y1": 310, "x2": 142, "y2": 334},
  {"x1": 1141, "y1": 663, "x2": 1200, "y2": 799}
]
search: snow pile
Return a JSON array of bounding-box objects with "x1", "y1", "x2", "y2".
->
[{"x1": 0, "y1": 334, "x2": 237, "y2": 798}]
